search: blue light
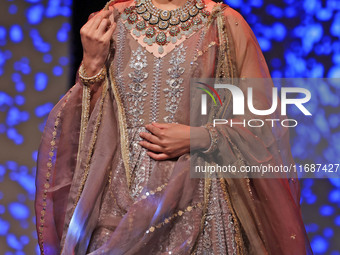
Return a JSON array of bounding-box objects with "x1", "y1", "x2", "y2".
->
[
  {"x1": 226, "y1": 0, "x2": 242, "y2": 8},
  {"x1": 45, "y1": 0, "x2": 72, "y2": 18},
  {"x1": 306, "y1": 223, "x2": 319, "y2": 233},
  {"x1": 14, "y1": 57, "x2": 31, "y2": 74},
  {"x1": 305, "y1": 194, "x2": 317, "y2": 204},
  {"x1": 311, "y1": 236, "x2": 329, "y2": 253},
  {"x1": 329, "y1": 179, "x2": 340, "y2": 188},
  {"x1": 335, "y1": 216, "x2": 340, "y2": 226},
  {"x1": 20, "y1": 235, "x2": 29, "y2": 245},
  {"x1": 266, "y1": 4, "x2": 283, "y2": 18},
  {"x1": 9, "y1": 25, "x2": 23, "y2": 43},
  {"x1": 314, "y1": 112, "x2": 329, "y2": 135},
  {"x1": 32, "y1": 151, "x2": 38, "y2": 162},
  {"x1": 43, "y1": 54, "x2": 52, "y2": 63},
  {"x1": 6, "y1": 161, "x2": 17, "y2": 171},
  {"x1": 0, "y1": 26, "x2": 6, "y2": 46},
  {"x1": 0, "y1": 165, "x2": 5, "y2": 177},
  {"x1": 0, "y1": 92, "x2": 13, "y2": 107},
  {"x1": 316, "y1": 8, "x2": 333, "y2": 21},
  {"x1": 323, "y1": 227, "x2": 334, "y2": 238},
  {"x1": 59, "y1": 56, "x2": 69, "y2": 66},
  {"x1": 319, "y1": 205, "x2": 334, "y2": 216},
  {"x1": 328, "y1": 65, "x2": 340, "y2": 78},
  {"x1": 0, "y1": 218, "x2": 10, "y2": 235},
  {"x1": 272, "y1": 22, "x2": 286, "y2": 41},
  {"x1": 329, "y1": 189, "x2": 340, "y2": 203},
  {"x1": 11, "y1": 173, "x2": 35, "y2": 195},
  {"x1": 29, "y1": 29, "x2": 51, "y2": 53},
  {"x1": 271, "y1": 58, "x2": 281, "y2": 68},
  {"x1": 8, "y1": 4, "x2": 17, "y2": 14},
  {"x1": 53, "y1": 65, "x2": 63, "y2": 76},
  {"x1": 12, "y1": 72, "x2": 21, "y2": 83},
  {"x1": 330, "y1": 13, "x2": 340, "y2": 37},
  {"x1": 304, "y1": 0, "x2": 320, "y2": 14},
  {"x1": 15, "y1": 82, "x2": 26, "y2": 92},
  {"x1": 6, "y1": 107, "x2": 29, "y2": 126},
  {"x1": 257, "y1": 37, "x2": 271, "y2": 51},
  {"x1": 14, "y1": 95, "x2": 25, "y2": 106},
  {"x1": 18, "y1": 166, "x2": 28, "y2": 174},
  {"x1": 57, "y1": 23, "x2": 70, "y2": 42},
  {"x1": 7, "y1": 128, "x2": 24, "y2": 144},
  {"x1": 26, "y1": 4, "x2": 44, "y2": 25},
  {"x1": 271, "y1": 70, "x2": 282, "y2": 78},
  {"x1": 8, "y1": 202, "x2": 29, "y2": 220},
  {"x1": 285, "y1": 7, "x2": 296, "y2": 18},
  {"x1": 250, "y1": 0, "x2": 263, "y2": 7},
  {"x1": 6, "y1": 233, "x2": 23, "y2": 249},
  {"x1": 35, "y1": 72, "x2": 48, "y2": 91},
  {"x1": 35, "y1": 103, "x2": 54, "y2": 117}
]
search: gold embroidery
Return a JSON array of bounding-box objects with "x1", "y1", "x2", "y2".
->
[
  {"x1": 38, "y1": 90, "x2": 72, "y2": 255},
  {"x1": 135, "y1": 183, "x2": 167, "y2": 203},
  {"x1": 219, "y1": 178, "x2": 246, "y2": 255},
  {"x1": 108, "y1": 65, "x2": 131, "y2": 188},
  {"x1": 193, "y1": 40, "x2": 217, "y2": 62},
  {"x1": 77, "y1": 84, "x2": 91, "y2": 161},
  {"x1": 146, "y1": 202, "x2": 202, "y2": 234}
]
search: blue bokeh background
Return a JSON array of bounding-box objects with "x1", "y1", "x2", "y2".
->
[{"x1": 0, "y1": 0, "x2": 339, "y2": 254}]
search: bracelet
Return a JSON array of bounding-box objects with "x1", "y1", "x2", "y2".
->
[
  {"x1": 201, "y1": 123, "x2": 218, "y2": 154},
  {"x1": 78, "y1": 62, "x2": 106, "y2": 86}
]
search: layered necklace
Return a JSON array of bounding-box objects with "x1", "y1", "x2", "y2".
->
[{"x1": 121, "y1": 0, "x2": 211, "y2": 54}]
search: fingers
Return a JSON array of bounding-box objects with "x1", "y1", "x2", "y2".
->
[
  {"x1": 147, "y1": 151, "x2": 169, "y2": 161},
  {"x1": 102, "y1": 20, "x2": 117, "y2": 41},
  {"x1": 96, "y1": 18, "x2": 111, "y2": 35},
  {"x1": 88, "y1": 9, "x2": 114, "y2": 30},
  {"x1": 139, "y1": 132, "x2": 161, "y2": 145},
  {"x1": 145, "y1": 124, "x2": 163, "y2": 137},
  {"x1": 109, "y1": 6, "x2": 115, "y2": 24},
  {"x1": 139, "y1": 141, "x2": 163, "y2": 152},
  {"x1": 151, "y1": 122, "x2": 171, "y2": 129},
  {"x1": 94, "y1": 7, "x2": 116, "y2": 41}
]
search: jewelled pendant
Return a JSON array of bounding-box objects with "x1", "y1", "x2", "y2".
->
[{"x1": 156, "y1": 32, "x2": 167, "y2": 45}]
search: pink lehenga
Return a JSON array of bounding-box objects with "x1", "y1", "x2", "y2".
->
[{"x1": 35, "y1": 0, "x2": 312, "y2": 254}]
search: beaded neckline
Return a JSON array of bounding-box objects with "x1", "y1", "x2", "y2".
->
[{"x1": 120, "y1": 0, "x2": 211, "y2": 55}]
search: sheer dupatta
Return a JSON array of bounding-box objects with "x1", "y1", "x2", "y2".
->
[
  {"x1": 35, "y1": 1, "x2": 312, "y2": 254},
  {"x1": 191, "y1": 5, "x2": 313, "y2": 254}
]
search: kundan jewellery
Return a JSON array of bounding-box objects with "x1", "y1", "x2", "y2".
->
[{"x1": 121, "y1": 0, "x2": 211, "y2": 54}]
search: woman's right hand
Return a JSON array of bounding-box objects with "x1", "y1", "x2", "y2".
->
[{"x1": 80, "y1": 6, "x2": 116, "y2": 76}]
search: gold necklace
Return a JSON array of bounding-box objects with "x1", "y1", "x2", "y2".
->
[{"x1": 121, "y1": 0, "x2": 210, "y2": 54}]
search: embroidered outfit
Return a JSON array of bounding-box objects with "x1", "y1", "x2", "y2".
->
[{"x1": 35, "y1": 0, "x2": 312, "y2": 254}]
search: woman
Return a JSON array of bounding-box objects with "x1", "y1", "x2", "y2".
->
[{"x1": 35, "y1": 0, "x2": 312, "y2": 254}]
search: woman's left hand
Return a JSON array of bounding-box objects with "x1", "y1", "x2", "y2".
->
[{"x1": 139, "y1": 122, "x2": 210, "y2": 160}]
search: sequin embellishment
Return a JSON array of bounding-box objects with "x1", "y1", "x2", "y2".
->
[
  {"x1": 126, "y1": 46, "x2": 149, "y2": 127},
  {"x1": 163, "y1": 44, "x2": 187, "y2": 123}
]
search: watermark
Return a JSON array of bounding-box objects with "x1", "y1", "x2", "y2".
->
[{"x1": 189, "y1": 78, "x2": 340, "y2": 179}]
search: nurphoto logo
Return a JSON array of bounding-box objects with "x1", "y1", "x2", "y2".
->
[{"x1": 197, "y1": 82, "x2": 312, "y2": 128}]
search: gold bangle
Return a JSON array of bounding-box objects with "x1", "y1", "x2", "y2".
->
[
  {"x1": 201, "y1": 123, "x2": 218, "y2": 154},
  {"x1": 78, "y1": 62, "x2": 106, "y2": 86}
]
